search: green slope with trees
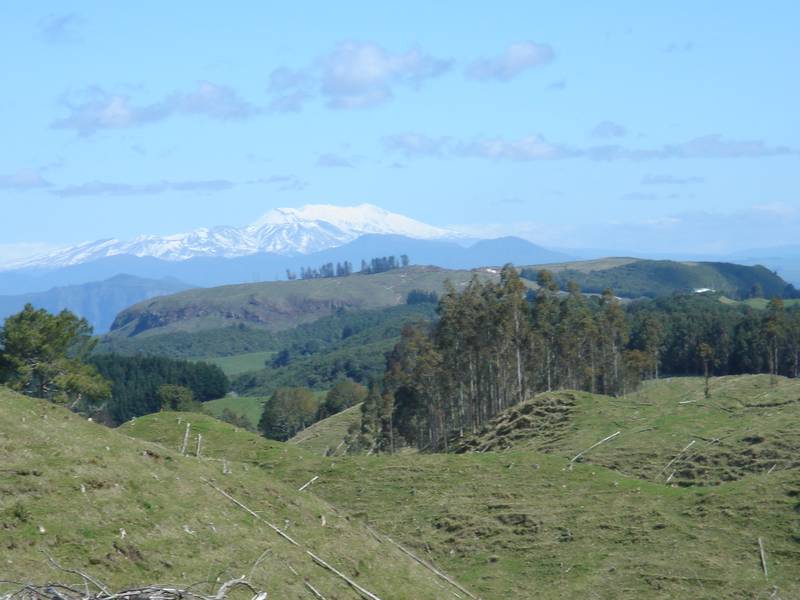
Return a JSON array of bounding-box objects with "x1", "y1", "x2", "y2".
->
[
  {"x1": 358, "y1": 267, "x2": 800, "y2": 452},
  {"x1": 522, "y1": 258, "x2": 797, "y2": 299},
  {"x1": 106, "y1": 266, "x2": 498, "y2": 339}
]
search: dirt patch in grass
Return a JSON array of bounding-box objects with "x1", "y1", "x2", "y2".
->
[
  {"x1": 455, "y1": 393, "x2": 576, "y2": 453},
  {"x1": 669, "y1": 430, "x2": 800, "y2": 486}
]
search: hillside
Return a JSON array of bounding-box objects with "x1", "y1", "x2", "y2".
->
[
  {"x1": 522, "y1": 258, "x2": 796, "y2": 299},
  {"x1": 0, "y1": 388, "x2": 458, "y2": 598},
  {"x1": 124, "y1": 374, "x2": 800, "y2": 599},
  {"x1": 106, "y1": 267, "x2": 507, "y2": 339},
  {"x1": 289, "y1": 403, "x2": 363, "y2": 456},
  {"x1": 0, "y1": 274, "x2": 191, "y2": 333}
]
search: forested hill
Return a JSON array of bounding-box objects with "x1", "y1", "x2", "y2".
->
[
  {"x1": 521, "y1": 258, "x2": 796, "y2": 299},
  {"x1": 107, "y1": 266, "x2": 518, "y2": 339}
]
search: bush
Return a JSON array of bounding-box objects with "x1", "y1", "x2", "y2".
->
[{"x1": 258, "y1": 387, "x2": 318, "y2": 441}]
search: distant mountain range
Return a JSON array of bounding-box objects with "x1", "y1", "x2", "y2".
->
[
  {"x1": 0, "y1": 234, "x2": 570, "y2": 295},
  {"x1": 0, "y1": 275, "x2": 192, "y2": 333},
  {"x1": 3, "y1": 204, "x2": 458, "y2": 270}
]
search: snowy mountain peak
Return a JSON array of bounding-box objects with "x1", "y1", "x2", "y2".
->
[
  {"x1": 247, "y1": 203, "x2": 452, "y2": 239},
  {"x1": 3, "y1": 204, "x2": 459, "y2": 270}
]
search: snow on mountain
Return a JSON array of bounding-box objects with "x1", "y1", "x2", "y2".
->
[{"x1": 3, "y1": 204, "x2": 458, "y2": 270}]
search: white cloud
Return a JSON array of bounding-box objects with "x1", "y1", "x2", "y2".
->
[
  {"x1": 267, "y1": 41, "x2": 451, "y2": 111},
  {"x1": 52, "y1": 82, "x2": 260, "y2": 135},
  {"x1": 466, "y1": 42, "x2": 554, "y2": 81},
  {"x1": 384, "y1": 132, "x2": 797, "y2": 162},
  {"x1": 0, "y1": 169, "x2": 52, "y2": 190},
  {"x1": 590, "y1": 121, "x2": 627, "y2": 139}
]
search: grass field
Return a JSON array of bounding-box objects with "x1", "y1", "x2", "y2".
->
[
  {"x1": 720, "y1": 296, "x2": 800, "y2": 309},
  {"x1": 204, "y1": 390, "x2": 328, "y2": 429},
  {"x1": 202, "y1": 394, "x2": 269, "y2": 426},
  {"x1": 289, "y1": 403, "x2": 362, "y2": 456},
  {"x1": 0, "y1": 389, "x2": 450, "y2": 599},
  {"x1": 200, "y1": 350, "x2": 274, "y2": 375},
  {"x1": 122, "y1": 374, "x2": 800, "y2": 599}
]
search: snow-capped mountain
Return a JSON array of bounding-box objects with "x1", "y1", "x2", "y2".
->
[{"x1": 4, "y1": 204, "x2": 458, "y2": 270}]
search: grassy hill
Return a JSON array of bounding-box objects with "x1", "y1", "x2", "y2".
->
[
  {"x1": 123, "y1": 374, "x2": 800, "y2": 599},
  {"x1": 522, "y1": 258, "x2": 795, "y2": 299},
  {"x1": 203, "y1": 394, "x2": 269, "y2": 426},
  {"x1": 0, "y1": 388, "x2": 457, "y2": 599},
  {"x1": 289, "y1": 403, "x2": 363, "y2": 456},
  {"x1": 107, "y1": 266, "x2": 502, "y2": 340}
]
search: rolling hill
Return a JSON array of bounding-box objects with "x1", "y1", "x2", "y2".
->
[
  {"x1": 105, "y1": 266, "x2": 512, "y2": 339},
  {"x1": 122, "y1": 374, "x2": 800, "y2": 599},
  {"x1": 522, "y1": 258, "x2": 796, "y2": 299},
  {"x1": 0, "y1": 387, "x2": 457, "y2": 598}
]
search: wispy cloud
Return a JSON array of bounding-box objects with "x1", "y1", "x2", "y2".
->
[
  {"x1": 642, "y1": 174, "x2": 705, "y2": 185},
  {"x1": 262, "y1": 175, "x2": 307, "y2": 191},
  {"x1": 52, "y1": 82, "x2": 260, "y2": 135},
  {"x1": 381, "y1": 133, "x2": 450, "y2": 157},
  {"x1": 267, "y1": 41, "x2": 451, "y2": 111},
  {"x1": 466, "y1": 41, "x2": 554, "y2": 81},
  {"x1": 50, "y1": 175, "x2": 305, "y2": 197},
  {"x1": 664, "y1": 41, "x2": 694, "y2": 53},
  {"x1": 39, "y1": 13, "x2": 84, "y2": 43},
  {"x1": 0, "y1": 169, "x2": 52, "y2": 190},
  {"x1": 455, "y1": 136, "x2": 568, "y2": 161},
  {"x1": 53, "y1": 179, "x2": 236, "y2": 197},
  {"x1": 589, "y1": 121, "x2": 627, "y2": 139},
  {"x1": 384, "y1": 132, "x2": 797, "y2": 162},
  {"x1": 317, "y1": 153, "x2": 354, "y2": 168}
]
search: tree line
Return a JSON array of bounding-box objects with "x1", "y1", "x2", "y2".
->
[
  {"x1": 285, "y1": 254, "x2": 410, "y2": 280},
  {"x1": 359, "y1": 266, "x2": 800, "y2": 452},
  {"x1": 0, "y1": 303, "x2": 229, "y2": 426}
]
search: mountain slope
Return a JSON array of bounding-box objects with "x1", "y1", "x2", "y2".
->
[{"x1": 0, "y1": 274, "x2": 192, "y2": 333}]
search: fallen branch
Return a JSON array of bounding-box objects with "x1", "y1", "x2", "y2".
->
[
  {"x1": 570, "y1": 431, "x2": 621, "y2": 463},
  {"x1": 383, "y1": 536, "x2": 480, "y2": 600},
  {"x1": 759, "y1": 537, "x2": 768, "y2": 579},
  {"x1": 298, "y1": 476, "x2": 319, "y2": 492},
  {"x1": 304, "y1": 581, "x2": 328, "y2": 600},
  {"x1": 659, "y1": 440, "x2": 696, "y2": 477},
  {"x1": 306, "y1": 551, "x2": 382, "y2": 600},
  {"x1": 2, "y1": 577, "x2": 263, "y2": 600},
  {"x1": 44, "y1": 551, "x2": 110, "y2": 596},
  {"x1": 203, "y1": 479, "x2": 299, "y2": 546}
]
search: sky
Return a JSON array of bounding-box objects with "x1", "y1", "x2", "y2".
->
[{"x1": 1, "y1": 1, "x2": 799, "y2": 260}]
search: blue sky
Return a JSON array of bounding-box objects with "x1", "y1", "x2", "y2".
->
[{"x1": 1, "y1": 1, "x2": 798, "y2": 258}]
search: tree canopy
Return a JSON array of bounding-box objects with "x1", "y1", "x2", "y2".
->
[{"x1": 0, "y1": 304, "x2": 110, "y2": 410}]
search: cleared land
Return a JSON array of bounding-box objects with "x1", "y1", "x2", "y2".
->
[
  {"x1": 0, "y1": 389, "x2": 453, "y2": 599},
  {"x1": 123, "y1": 374, "x2": 800, "y2": 599},
  {"x1": 203, "y1": 394, "x2": 269, "y2": 426},
  {"x1": 288, "y1": 403, "x2": 363, "y2": 456},
  {"x1": 201, "y1": 350, "x2": 274, "y2": 375}
]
